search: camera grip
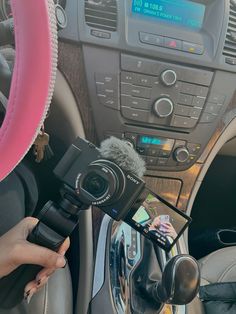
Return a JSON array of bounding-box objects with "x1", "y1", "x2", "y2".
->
[{"x1": 0, "y1": 222, "x2": 65, "y2": 309}]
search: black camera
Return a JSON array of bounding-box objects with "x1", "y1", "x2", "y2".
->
[
  {"x1": 54, "y1": 137, "x2": 191, "y2": 251},
  {"x1": 54, "y1": 137, "x2": 145, "y2": 221}
]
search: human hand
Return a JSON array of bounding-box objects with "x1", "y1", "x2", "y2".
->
[
  {"x1": 0, "y1": 217, "x2": 69, "y2": 302},
  {"x1": 161, "y1": 222, "x2": 178, "y2": 239}
]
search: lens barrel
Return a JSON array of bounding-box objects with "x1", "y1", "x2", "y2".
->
[{"x1": 77, "y1": 159, "x2": 126, "y2": 205}]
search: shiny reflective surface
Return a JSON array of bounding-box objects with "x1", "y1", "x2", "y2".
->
[
  {"x1": 109, "y1": 219, "x2": 187, "y2": 313},
  {"x1": 110, "y1": 221, "x2": 142, "y2": 313}
]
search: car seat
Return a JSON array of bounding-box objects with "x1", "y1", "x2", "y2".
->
[{"x1": 0, "y1": 163, "x2": 73, "y2": 314}]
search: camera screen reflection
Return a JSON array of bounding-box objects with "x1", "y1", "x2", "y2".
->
[{"x1": 132, "y1": 193, "x2": 188, "y2": 250}]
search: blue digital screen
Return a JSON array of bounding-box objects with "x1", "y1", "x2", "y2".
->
[
  {"x1": 141, "y1": 136, "x2": 164, "y2": 145},
  {"x1": 132, "y1": 0, "x2": 206, "y2": 30}
]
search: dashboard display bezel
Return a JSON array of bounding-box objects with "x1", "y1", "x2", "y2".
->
[{"x1": 131, "y1": 0, "x2": 206, "y2": 31}]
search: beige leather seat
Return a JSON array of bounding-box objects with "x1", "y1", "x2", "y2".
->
[
  {"x1": 0, "y1": 266, "x2": 73, "y2": 314},
  {"x1": 199, "y1": 246, "x2": 236, "y2": 285},
  {"x1": 186, "y1": 246, "x2": 236, "y2": 314}
]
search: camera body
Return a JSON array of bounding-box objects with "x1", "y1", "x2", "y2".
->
[{"x1": 54, "y1": 137, "x2": 145, "y2": 220}]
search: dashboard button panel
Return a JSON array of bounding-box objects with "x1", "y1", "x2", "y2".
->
[
  {"x1": 182, "y1": 41, "x2": 204, "y2": 55},
  {"x1": 123, "y1": 132, "x2": 201, "y2": 170},
  {"x1": 139, "y1": 32, "x2": 164, "y2": 47},
  {"x1": 121, "y1": 106, "x2": 149, "y2": 122}
]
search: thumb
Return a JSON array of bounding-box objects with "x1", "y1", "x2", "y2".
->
[{"x1": 12, "y1": 241, "x2": 66, "y2": 269}]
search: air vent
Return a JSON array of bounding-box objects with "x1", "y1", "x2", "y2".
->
[
  {"x1": 85, "y1": 0, "x2": 117, "y2": 32},
  {"x1": 223, "y1": 1, "x2": 236, "y2": 61}
]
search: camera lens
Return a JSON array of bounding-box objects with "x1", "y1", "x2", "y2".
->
[{"x1": 82, "y1": 172, "x2": 108, "y2": 199}]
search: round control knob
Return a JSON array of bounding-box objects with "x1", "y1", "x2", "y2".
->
[
  {"x1": 55, "y1": 4, "x2": 67, "y2": 29},
  {"x1": 161, "y1": 70, "x2": 177, "y2": 86},
  {"x1": 174, "y1": 147, "x2": 190, "y2": 163},
  {"x1": 124, "y1": 139, "x2": 134, "y2": 148},
  {"x1": 153, "y1": 98, "x2": 174, "y2": 118}
]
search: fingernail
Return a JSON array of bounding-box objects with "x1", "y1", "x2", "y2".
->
[
  {"x1": 24, "y1": 289, "x2": 36, "y2": 304},
  {"x1": 27, "y1": 292, "x2": 34, "y2": 304},
  {"x1": 24, "y1": 290, "x2": 30, "y2": 300},
  {"x1": 56, "y1": 256, "x2": 66, "y2": 268}
]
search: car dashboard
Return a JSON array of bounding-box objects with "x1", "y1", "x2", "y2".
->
[{"x1": 56, "y1": 0, "x2": 236, "y2": 205}]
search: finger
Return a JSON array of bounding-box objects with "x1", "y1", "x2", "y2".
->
[
  {"x1": 36, "y1": 276, "x2": 49, "y2": 290},
  {"x1": 58, "y1": 237, "x2": 70, "y2": 255},
  {"x1": 25, "y1": 287, "x2": 38, "y2": 304},
  {"x1": 36, "y1": 268, "x2": 55, "y2": 282},
  {"x1": 24, "y1": 281, "x2": 37, "y2": 295},
  {"x1": 20, "y1": 217, "x2": 39, "y2": 238},
  {"x1": 162, "y1": 223, "x2": 171, "y2": 227},
  {"x1": 12, "y1": 242, "x2": 66, "y2": 269}
]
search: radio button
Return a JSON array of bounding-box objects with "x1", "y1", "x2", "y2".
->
[
  {"x1": 190, "y1": 108, "x2": 202, "y2": 119},
  {"x1": 136, "y1": 147, "x2": 146, "y2": 155},
  {"x1": 164, "y1": 37, "x2": 182, "y2": 50},
  {"x1": 146, "y1": 157, "x2": 158, "y2": 166},
  {"x1": 154, "y1": 98, "x2": 174, "y2": 118},
  {"x1": 192, "y1": 96, "x2": 206, "y2": 108},
  {"x1": 121, "y1": 54, "x2": 161, "y2": 75},
  {"x1": 121, "y1": 83, "x2": 151, "y2": 99},
  {"x1": 97, "y1": 94, "x2": 119, "y2": 110},
  {"x1": 157, "y1": 157, "x2": 168, "y2": 166},
  {"x1": 158, "y1": 150, "x2": 171, "y2": 158},
  {"x1": 200, "y1": 112, "x2": 217, "y2": 123},
  {"x1": 161, "y1": 70, "x2": 177, "y2": 86},
  {"x1": 121, "y1": 72, "x2": 138, "y2": 84},
  {"x1": 187, "y1": 143, "x2": 201, "y2": 155},
  {"x1": 136, "y1": 74, "x2": 154, "y2": 87},
  {"x1": 195, "y1": 86, "x2": 209, "y2": 97},
  {"x1": 205, "y1": 103, "x2": 222, "y2": 115},
  {"x1": 121, "y1": 106, "x2": 149, "y2": 122},
  {"x1": 208, "y1": 94, "x2": 225, "y2": 104},
  {"x1": 174, "y1": 104, "x2": 192, "y2": 116},
  {"x1": 178, "y1": 94, "x2": 193, "y2": 106},
  {"x1": 139, "y1": 32, "x2": 164, "y2": 47},
  {"x1": 121, "y1": 95, "x2": 150, "y2": 110},
  {"x1": 171, "y1": 115, "x2": 197, "y2": 128},
  {"x1": 147, "y1": 148, "x2": 159, "y2": 157},
  {"x1": 182, "y1": 41, "x2": 204, "y2": 55},
  {"x1": 181, "y1": 82, "x2": 196, "y2": 95}
]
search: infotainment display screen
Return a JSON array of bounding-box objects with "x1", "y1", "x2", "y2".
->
[{"x1": 132, "y1": 0, "x2": 206, "y2": 30}]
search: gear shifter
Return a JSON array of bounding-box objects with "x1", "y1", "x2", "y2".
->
[{"x1": 146, "y1": 254, "x2": 200, "y2": 305}]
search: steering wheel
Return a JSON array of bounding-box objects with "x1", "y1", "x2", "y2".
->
[{"x1": 0, "y1": 0, "x2": 58, "y2": 181}]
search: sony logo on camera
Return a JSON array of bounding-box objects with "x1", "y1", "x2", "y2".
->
[{"x1": 127, "y1": 174, "x2": 140, "y2": 185}]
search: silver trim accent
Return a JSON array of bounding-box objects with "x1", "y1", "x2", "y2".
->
[
  {"x1": 92, "y1": 215, "x2": 112, "y2": 297},
  {"x1": 154, "y1": 97, "x2": 174, "y2": 118},
  {"x1": 161, "y1": 70, "x2": 177, "y2": 86}
]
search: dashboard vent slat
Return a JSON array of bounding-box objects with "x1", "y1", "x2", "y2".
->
[
  {"x1": 223, "y1": 4, "x2": 236, "y2": 59},
  {"x1": 85, "y1": 0, "x2": 117, "y2": 32}
]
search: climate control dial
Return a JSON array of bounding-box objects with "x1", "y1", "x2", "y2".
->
[
  {"x1": 174, "y1": 147, "x2": 190, "y2": 163},
  {"x1": 153, "y1": 98, "x2": 174, "y2": 118},
  {"x1": 161, "y1": 70, "x2": 177, "y2": 86}
]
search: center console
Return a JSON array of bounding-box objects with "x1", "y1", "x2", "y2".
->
[{"x1": 72, "y1": 0, "x2": 236, "y2": 171}]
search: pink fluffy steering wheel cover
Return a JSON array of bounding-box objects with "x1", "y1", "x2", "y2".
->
[{"x1": 0, "y1": 0, "x2": 57, "y2": 181}]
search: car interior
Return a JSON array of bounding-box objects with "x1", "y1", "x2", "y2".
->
[{"x1": 1, "y1": 0, "x2": 236, "y2": 313}]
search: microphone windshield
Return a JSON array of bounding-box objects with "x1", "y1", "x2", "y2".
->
[{"x1": 99, "y1": 137, "x2": 146, "y2": 178}]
